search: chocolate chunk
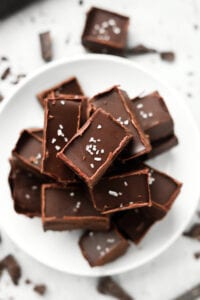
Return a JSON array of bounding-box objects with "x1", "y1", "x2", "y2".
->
[
  {"x1": 115, "y1": 209, "x2": 156, "y2": 244},
  {"x1": 58, "y1": 108, "x2": 132, "y2": 188},
  {"x1": 1, "y1": 67, "x2": 11, "y2": 80},
  {"x1": 146, "y1": 135, "x2": 178, "y2": 158},
  {"x1": 42, "y1": 97, "x2": 81, "y2": 182},
  {"x1": 0, "y1": 93, "x2": 4, "y2": 102},
  {"x1": 42, "y1": 183, "x2": 110, "y2": 231},
  {"x1": 37, "y1": 76, "x2": 84, "y2": 107},
  {"x1": 39, "y1": 31, "x2": 52, "y2": 62},
  {"x1": 97, "y1": 276, "x2": 134, "y2": 300},
  {"x1": 0, "y1": 255, "x2": 21, "y2": 285},
  {"x1": 160, "y1": 51, "x2": 175, "y2": 62},
  {"x1": 82, "y1": 7, "x2": 129, "y2": 55},
  {"x1": 79, "y1": 227, "x2": 129, "y2": 266},
  {"x1": 8, "y1": 158, "x2": 44, "y2": 217},
  {"x1": 126, "y1": 44, "x2": 157, "y2": 55},
  {"x1": 131, "y1": 91, "x2": 174, "y2": 143},
  {"x1": 183, "y1": 224, "x2": 200, "y2": 240},
  {"x1": 90, "y1": 86, "x2": 151, "y2": 160},
  {"x1": 33, "y1": 284, "x2": 47, "y2": 295},
  {"x1": 174, "y1": 283, "x2": 200, "y2": 300},
  {"x1": 91, "y1": 169, "x2": 151, "y2": 214}
]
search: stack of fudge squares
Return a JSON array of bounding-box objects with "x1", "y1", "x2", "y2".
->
[{"x1": 9, "y1": 76, "x2": 182, "y2": 267}]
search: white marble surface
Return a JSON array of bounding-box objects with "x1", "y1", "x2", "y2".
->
[{"x1": 0, "y1": 0, "x2": 200, "y2": 299}]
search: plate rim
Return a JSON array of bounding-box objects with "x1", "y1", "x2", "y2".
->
[{"x1": 0, "y1": 53, "x2": 200, "y2": 277}]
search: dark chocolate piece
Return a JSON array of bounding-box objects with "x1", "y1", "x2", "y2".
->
[
  {"x1": 33, "y1": 284, "x2": 47, "y2": 295},
  {"x1": 147, "y1": 135, "x2": 178, "y2": 158},
  {"x1": 58, "y1": 108, "x2": 132, "y2": 188},
  {"x1": 141, "y1": 164, "x2": 182, "y2": 220},
  {"x1": 126, "y1": 44, "x2": 157, "y2": 55},
  {"x1": 39, "y1": 31, "x2": 52, "y2": 62},
  {"x1": 42, "y1": 183, "x2": 110, "y2": 231},
  {"x1": 183, "y1": 224, "x2": 200, "y2": 241},
  {"x1": 30, "y1": 128, "x2": 43, "y2": 142},
  {"x1": 8, "y1": 159, "x2": 43, "y2": 217},
  {"x1": 160, "y1": 51, "x2": 175, "y2": 62},
  {"x1": 0, "y1": 255, "x2": 21, "y2": 285},
  {"x1": 97, "y1": 276, "x2": 134, "y2": 300},
  {"x1": 90, "y1": 86, "x2": 151, "y2": 160},
  {"x1": 79, "y1": 227, "x2": 129, "y2": 266},
  {"x1": 42, "y1": 97, "x2": 81, "y2": 182},
  {"x1": 37, "y1": 76, "x2": 84, "y2": 107},
  {"x1": 12, "y1": 129, "x2": 44, "y2": 177},
  {"x1": 131, "y1": 91, "x2": 174, "y2": 143},
  {"x1": 82, "y1": 7, "x2": 129, "y2": 55},
  {"x1": 173, "y1": 283, "x2": 200, "y2": 300},
  {"x1": 115, "y1": 209, "x2": 156, "y2": 244},
  {"x1": 91, "y1": 169, "x2": 151, "y2": 214},
  {"x1": 1, "y1": 67, "x2": 11, "y2": 80}
]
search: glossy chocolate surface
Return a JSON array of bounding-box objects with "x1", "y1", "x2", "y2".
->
[
  {"x1": 147, "y1": 135, "x2": 178, "y2": 158},
  {"x1": 82, "y1": 7, "x2": 129, "y2": 55},
  {"x1": 42, "y1": 97, "x2": 81, "y2": 182},
  {"x1": 91, "y1": 169, "x2": 151, "y2": 214},
  {"x1": 58, "y1": 108, "x2": 132, "y2": 188},
  {"x1": 42, "y1": 183, "x2": 109, "y2": 231},
  {"x1": 79, "y1": 227, "x2": 129, "y2": 266},
  {"x1": 90, "y1": 86, "x2": 151, "y2": 160}
]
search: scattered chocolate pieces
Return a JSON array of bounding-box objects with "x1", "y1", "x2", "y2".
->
[
  {"x1": 183, "y1": 223, "x2": 200, "y2": 240},
  {"x1": 0, "y1": 255, "x2": 21, "y2": 285},
  {"x1": 174, "y1": 283, "x2": 200, "y2": 300},
  {"x1": 1, "y1": 67, "x2": 11, "y2": 80},
  {"x1": 33, "y1": 284, "x2": 47, "y2": 295},
  {"x1": 160, "y1": 51, "x2": 175, "y2": 62},
  {"x1": 126, "y1": 44, "x2": 157, "y2": 55},
  {"x1": 39, "y1": 31, "x2": 52, "y2": 62},
  {"x1": 97, "y1": 276, "x2": 134, "y2": 300}
]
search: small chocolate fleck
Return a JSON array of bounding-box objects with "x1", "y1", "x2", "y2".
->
[
  {"x1": 97, "y1": 276, "x2": 134, "y2": 300},
  {"x1": 194, "y1": 252, "x2": 200, "y2": 259},
  {"x1": 11, "y1": 73, "x2": 26, "y2": 85},
  {"x1": 1, "y1": 67, "x2": 11, "y2": 80},
  {"x1": 25, "y1": 278, "x2": 32, "y2": 284},
  {"x1": 0, "y1": 93, "x2": 4, "y2": 102},
  {"x1": 39, "y1": 31, "x2": 52, "y2": 62},
  {"x1": 183, "y1": 223, "x2": 200, "y2": 240},
  {"x1": 1, "y1": 56, "x2": 8, "y2": 61},
  {"x1": 79, "y1": 0, "x2": 83, "y2": 5},
  {"x1": 160, "y1": 51, "x2": 175, "y2": 62},
  {"x1": 0, "y1": 255, "x2": 21, "y2": 285},
  {"x1": 126, "y1": 44, "x2": 157, "y2": 55},
  {"x1": 33, "y1": 284, "x2": 47, "y2": 295}
]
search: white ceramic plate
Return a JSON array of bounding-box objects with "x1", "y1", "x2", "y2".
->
[{"x1": 0, "y1": 54, "x2": 200, "y2": 277}]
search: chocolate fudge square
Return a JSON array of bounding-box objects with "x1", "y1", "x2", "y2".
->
[
  {"x1": 90, "y1": 86, "x2": 151, "y2": 160},
  {"x1": 42, "y1": 183, "x2": 110, "y2": 231},
  {"x1": 12, "y1": 129, "x2": 44, "y2": 177},
  {"x1": 79, "y1": 227, "x2": 129, "y2": 266},
  {"x1": 58, "y1": 108, "x2": 132, "y2": 188},
  {"x1": 115, "y1": 209, "x2": 156, "y2": 244},
  {"x1": 131, "y1": 91, "x2": 174, "y2": 142},
  {"x1": 9, "y1": 159, "x2": 44, "y2": 217},
  {"x1": 91, "y1": 169, "x2": 151, "y2": 214},
  {"x1": 141, "y1": 164, "x2": 182, "y2": 220},
  {"x1": 37, "y1": 76, "x2": 84, "y2": 107},
  {"x1": 42, "y1": 97, "x2": 81, "y2": 182},
  {"x1": 82, "y1": 7, "x2": 129, "y2": 55}
]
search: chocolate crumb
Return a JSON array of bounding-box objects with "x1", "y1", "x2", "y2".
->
[
  {"x1": 160, "y1": 51, "x2": 175, "y2": 62},
  {"x1": 97, "y1": 276, "x2": 134, "y2": 300},
  {"x1": 11, "y1": 73, "x2": 26, "y2": 85},
  {"x1": 0, "y1": 255, "x2": 21, "y2": 285},
  {"x1": 0, "y1": 93, "x2": 4, "y2": 102},
  {"x1": 25, "y1": 278, "x2": 32, "y2": 284},
  {"x1": 174, "y1": 283, "x2": 200, "y2": 300},
  {"x1": 39, "y1": 31, "x2": 52, "y2": 62},
  {"x1": 1, "y1": 56, "x2": 8, "y2": 61},
  {"x1": 1, "y1": 67, "x2": 11, "y2": 80},
  {"x1": 126, "y1": 44, "x2": 157, "y2": 55},
  {"x1": 194, "y1": 252, "x2": 200, "y2": 259},
  {"x1": 33, "y1": 284, "x2": 47, "y2": 295},
  {"x1": 183, "y1": 223, "x2": 200, "y2": 240},
  {"x1": 79, "y1": 0, "x2": 83, "y2": 4}
]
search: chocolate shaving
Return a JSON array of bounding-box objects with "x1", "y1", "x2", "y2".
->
[
  {"x1": 174, "y1": 283, "x2": 200, "y2": 300},
  {"x1": 1, "y1": 67, "x2": 11, "y2": 80},
  {"x1": 0, "y1": 255, "x2": 21, "y2": 285},
  {"x1": 160, "y1": 51, "x2": 175, "y2": 62},
  {"x1": 33, "y1": 284, "x2": 47, "y2": 295},
  {"x1": 126, "y1": 44, "x2": 157, "y2": 55},
  {"x1": 0, "y1": 93, "x2": 4, "y2": 102},
  {"x1": 39, "y1": 31, "x2": 52, "y2": 62},
  {"x1": 97, "y1": 276, "x2": 134, "y2": 300},
  {"x1": 194, "y1": 251, "x2": 200, "y2": 259},
  {"x1": 11, "y1": 73, "x2": 26, "y2": 85},
  {"x1": 183, "y1": 223, "x2": 200, "y2": 240}
]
